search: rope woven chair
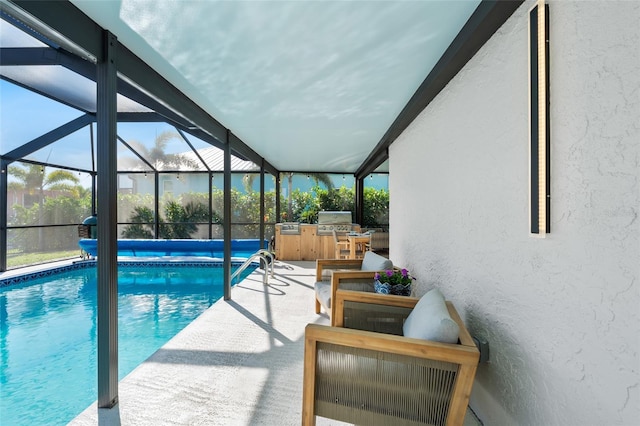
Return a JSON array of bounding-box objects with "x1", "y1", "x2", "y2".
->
[
  {"x1": 314, "y1": 252, "x2": 393, "y2": 325},
  {"x1": 303, "y1": 290, "x2": 479, "y2": 426}
]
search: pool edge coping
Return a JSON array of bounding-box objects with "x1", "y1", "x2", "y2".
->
[{"x1": 0, "y1": 258, "x2": 258, "y2": 288}]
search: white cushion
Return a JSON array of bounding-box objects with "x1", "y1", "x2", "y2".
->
[
  {"x1": 314, "y1": 279, "x2": 377, "y2": 311},
  {"x1": 402, "y1": 289, "x2": 460, "y2": 344},
  {"x1": 314, "y1": 281, "x2": 332, "y2": 309},
  {"x1": 360, "y1": 251, "x2": 393, "y2": 271}
]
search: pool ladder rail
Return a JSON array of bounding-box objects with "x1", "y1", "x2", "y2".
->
[{"x1": 231, "y1": 249, "x2": 275, "y2": 285}]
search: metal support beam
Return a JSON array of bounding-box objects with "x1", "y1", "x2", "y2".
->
[
  {"x1": 96, "y1": 29, "x2": 118, "y2": 409},
  {"x1": 260, "y1": 161, "x2": 265, "y2": 249},
  {"x1": 2, "y1": 114, "x2": 94, "y2": 162},
  {"x1": 0, "y1": 159, "x2": 8, "y2": 272},
  {"x1": 89, "y1": 123, "x2": 96, "y2": 215},
  {"x1": 275, "y1": 173, "x2": 281, "y2": 224},
  {"x1": 154, "y1": 172, "x2": 160, "y2": 238},
  {"x1": 223, "y1": 131, "x2": 232, "y2": 300},
  {"x1": 208, "y1": 172, "x2": 214, "y2": 239},
  {"x1": 355, "y1": 177, "x2": 364, "y2": 226},
  {"x1": 0, "y1": 46, "x2": 88, "y2": 68},
  {"x1": 177, "y1": 129, "x2": 211, "y2": 172}
]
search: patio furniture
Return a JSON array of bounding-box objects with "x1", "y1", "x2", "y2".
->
[
  {"x1": 332, "y1": 230, "x2": 350, "y2": 259},
  {"x1": 367, "y1": 231, "x2": 389, "y2": 254},
  {"x1": 314, "y1": 251, "x2": 393, "y2": 325},
  {"x1": 346, "y1": 233, "x2": 368, "y2": 259},
  {"x1": 303, "y1": 288, "x2": 479, "y2": 426}
]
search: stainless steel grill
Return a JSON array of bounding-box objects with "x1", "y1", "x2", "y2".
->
[{"x1": 316, "y1": 211, "x2": 354, "y2": 235}]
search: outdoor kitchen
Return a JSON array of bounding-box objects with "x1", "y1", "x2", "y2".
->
[{"x1": 274, "y1": 211, "x2": 361, "y2": 261}]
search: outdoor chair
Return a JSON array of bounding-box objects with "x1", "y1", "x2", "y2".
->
[
  {"x1": 314, "y1": 251, "x2": 393, "y2": 325},
  {"x1": 331, "y1": 230, "x2": 350, "y2": 259},
  {"x1": 303, "y1": 288, "x2": 479, "y2": 426},
  {"x1": 367, "y1": 230, "x2": 389, "y2": 253}
]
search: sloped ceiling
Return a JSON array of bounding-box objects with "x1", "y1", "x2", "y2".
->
[{"x1": 68, "y1": 0, "x2": 481, "y2": 173}]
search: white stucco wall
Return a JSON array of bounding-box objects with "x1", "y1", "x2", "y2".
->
[{"x1": 389, "y1": 1, "x2": 639, "y2": 425}]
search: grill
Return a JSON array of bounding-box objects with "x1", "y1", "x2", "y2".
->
[{"x1": 317, "y1": 211, "x2": 354, "y2": 235}]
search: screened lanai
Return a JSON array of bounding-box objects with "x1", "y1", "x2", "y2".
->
[
  {"x1": 0, "y1": 0, "x2": 519, "y2": 276},
  {"x1": 0, "y1": 12, "x2": 392, "y2": 273},
  {"x1": 1, "y1": 76, "x2": 390, "y2": 272},
  {"x1": 1, "y1": 0, "x2": 523, "y2": 413}
]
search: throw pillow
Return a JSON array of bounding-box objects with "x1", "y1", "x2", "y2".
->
[
  {"x1": 360, "y1": 251, "x2": 393, "y2": 271},
  {"x1": 403, "y1": 288, "x2": 460, "y2": 344}
]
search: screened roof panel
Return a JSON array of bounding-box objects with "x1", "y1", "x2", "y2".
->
[
  {"x1": 181, "y1": 145, "x2": 259, "y2": 172},
  {"x1": 2, "y1": 65, "x2": 97, "y2": 112},
  {"x1": 176, "y1": 132, "x2": 259, "y2": 172},
  {"x1": 117, "y1": 122, "x2": 204, "y2": 171},
  {"x1": 1, "y1": 64, "x2": 152, "y2": 114},
  {"x1": 0, "y1": 79, "x2": 82, "y2": 155},
  {"x1": 0, "y1": 15, "x2": 46, "y2": 47},
  {"x1": 117, "y1": 138, "x2": 153, "y2": 172},
  {"x1": 24, "y1": 125, "x2": 95, "y2": 171}
]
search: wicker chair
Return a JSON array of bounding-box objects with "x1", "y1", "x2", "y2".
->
[{"x1": 302, "y1": 289, "x2": 479, "y2": 426}]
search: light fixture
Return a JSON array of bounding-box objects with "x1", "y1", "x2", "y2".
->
[{"x1": 529, "y1": 0, "x2": 550, "y2": 235}]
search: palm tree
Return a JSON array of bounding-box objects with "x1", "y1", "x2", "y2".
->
[
  {"x1": 242, "y1": 173, "x2": 256, "y2": 194},
  {"x1": 121, "y1": 130, "x2": 198, "y2": 170},
  {"x1": 8, "y1": 163, "x2": 80, "y2": 203},
  {"x1": 8, "y1": 163, "x2": 82, "y2": 250},
  {"x1": 281, "y1": 172, "x2": 333, "y2": 221}
]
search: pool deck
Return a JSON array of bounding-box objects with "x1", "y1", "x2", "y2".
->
[{"x1": 7, "y1": 259, "x2": 482, "y2": 425}]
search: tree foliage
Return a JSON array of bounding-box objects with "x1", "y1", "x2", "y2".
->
[
  {"x1": 121, "y1": 201, "x2": 210, "y2": 239},
  {"x1": 9, "y1": 164, "x2": 80, "y2": 194},
  {"x1": 282, "y1": 185, "x2": 388, "y2": 227},
  {"x1": 120, "y1": 130, "x2": 198, "y2": 170},
  {"x1": 9, "y1": 193, "x2": 92, "y2": 252}
]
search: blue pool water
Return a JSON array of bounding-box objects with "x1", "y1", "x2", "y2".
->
[{"x1": 0, "y1": 261, "x2": 256, "y2": 426}]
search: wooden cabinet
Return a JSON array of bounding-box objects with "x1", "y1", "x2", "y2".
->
[
  {"x1": 275, "y1": 226, "x2": 301, "y2": 260},
  {"x1": 300, "y1": 225, "x2": 318, "y2": 260},
  {"x1": 275, "y1": 224, "x2": 360, "y2": 261}
]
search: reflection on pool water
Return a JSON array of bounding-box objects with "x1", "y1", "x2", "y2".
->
[{"x1": 0, "y1": 261, "x2": 256, "y2": 426}]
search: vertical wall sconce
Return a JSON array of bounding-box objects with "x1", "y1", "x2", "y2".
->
[{"x1": 529, "y1": 0, "x2": 550, "y2": 235}]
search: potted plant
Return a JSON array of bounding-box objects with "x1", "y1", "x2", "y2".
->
[{"x1": 374, "y1": 268, "x2": 414, "y2": 296}]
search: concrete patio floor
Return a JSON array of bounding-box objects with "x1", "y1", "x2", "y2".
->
[{"x1": 63, "y1": 260, "x2": 482, "y2": 426}]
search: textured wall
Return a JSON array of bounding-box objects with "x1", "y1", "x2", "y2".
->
[{"x1": 389, "y1": 1, "x2": 639, "y2": 425}]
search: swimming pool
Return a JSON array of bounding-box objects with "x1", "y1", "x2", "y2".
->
[
  {"x1": 0, "y1": 260, "x2": 257, "y2": 426},
  {"x1": 78, "y1": 238, "x2": 269, "y2": 258}
]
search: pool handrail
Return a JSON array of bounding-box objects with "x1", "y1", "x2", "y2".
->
[{"x1": 231, "y1": 249, "x2": 275, "y2": 285}]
